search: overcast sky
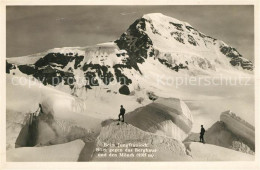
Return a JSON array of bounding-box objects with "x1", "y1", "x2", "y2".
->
[{"x1": 6, "y1": 6, "x2": 254, "y2": 61}]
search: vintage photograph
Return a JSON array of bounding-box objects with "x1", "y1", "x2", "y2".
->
[{"x1": 4, "y1": 5, "x2": 256, "y2": 163}]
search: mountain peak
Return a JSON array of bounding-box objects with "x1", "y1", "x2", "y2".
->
[
  {"x1": 116, "y1": 13, "x2": 253, "y2": 72},
  {"x1": 142, "y1": 12, "x2": 165, "y2": 18},
  {"x1": 143, "y1": 13, "x2": 192, "y2": 28}
]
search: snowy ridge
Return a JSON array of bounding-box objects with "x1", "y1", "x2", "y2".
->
[
  {"x1": 7, "y1": 52, "x2": 48, "y2": 65},
  {"x1": 7, "y1": 47, "x2": 85, "y2": 65},
  {"x1": 47, "y1": 46, "x2": 85, "y2": 56}
]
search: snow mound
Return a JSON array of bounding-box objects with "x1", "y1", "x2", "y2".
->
[
  {"x1": 92, "y1": 120, "x2": 191, "y2": 161},
  {"x1": 6, "y1": 74, "x2": 102, "y2": 149},
  {"x1": 184, "y1": 142, "x2": 254, "y2": 161},
  {"x1": 220, "y1": 110, "x2": 255, "y2": 149},
  {"x1": 7, "y1": 139, "x2": 85, "y2": 162},
  {"x1": 125, "y1": 98, "x2": 193, "y2": 141}
]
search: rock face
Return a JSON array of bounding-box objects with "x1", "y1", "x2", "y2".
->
[
  {"x1": 185, "y1": 110, "x2": 255, "y2": 154},
  {"x1": 92, "y1": 120, "x2": 191, "y2": 161},
  {"x1": 125, "y1": 98, "x2": 193, "y2": 141},
  {"x1": 220, "y1": 44, "x2": 253, "y2": 70}
]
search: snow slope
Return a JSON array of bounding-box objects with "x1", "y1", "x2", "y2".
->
[
  {"x1": 92, "y1": 120, "x2": 191, "y2": 161},
  {"x1": 185, "y1": 142, "x2": 254, "y2": 161},
  {"x1": 7, "y1": 139, "x2": 85, "y2": 162}
]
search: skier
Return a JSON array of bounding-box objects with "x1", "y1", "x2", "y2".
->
[
  {"x1": 118, "y1": 105, "x2": 126, "y2": 122},
  {"x1": 200, "y1": 125, "x2": 206, "y2": 143}
]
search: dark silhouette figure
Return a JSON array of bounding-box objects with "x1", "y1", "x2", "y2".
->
[
  {"x1": 33, "y1": 104, "x2": 43, "y2": 116},
  {"x1": 38, "y1": 104, "x2": 43, "y2": 116},
  {"x1": 200, "y1": 125, "x2": 206, "y2": 143},
  {"x1": 118, "y1": 105, "x2": 126, "y2": 122}
]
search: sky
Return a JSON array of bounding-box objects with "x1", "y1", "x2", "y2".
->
[{"x1": 6, "y1": 6, "x2": 254, "y2": 61}]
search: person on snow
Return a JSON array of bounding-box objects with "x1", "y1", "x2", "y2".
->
[
  {"x1": 200, "y1": 125, "x2": 206, "y2": 143},
  {"x1": 32, "y1": 104, "x2": 43, "y2": 119},
  {"x1": 118, "y1": 105, "x2": 126, "y2": 122},
  {"x1": 38, "y1": 104, "x2": 43, "y2": 114}
]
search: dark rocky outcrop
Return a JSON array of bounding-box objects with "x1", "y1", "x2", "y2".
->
[
  {"x1": 115, "y1": 18, "x2": 154, "y2": 72},
  {"x1": 6, "y1": 61, "x2": 16, "y2": 74},
  {"x1": 220, "y1": 44, "x2": 253, "y2": 70},
  {"x1": 118, "y1": 85, "x2": 130, "y2": 95}
]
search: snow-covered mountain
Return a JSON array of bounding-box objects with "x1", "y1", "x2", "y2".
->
[
  {"x1": 116, "y1": 13, "x2": 253, "y2": 73},
  {"x1": 7, "y1": 13, "x2": 253, "y2": 98},
  {"x1": 5, "y1": 13, "x2": 255, "y2": 161}
]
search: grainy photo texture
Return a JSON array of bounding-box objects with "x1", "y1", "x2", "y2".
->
[{"x1": 5, "y1": 5, "x2": 255, "y2": 162}]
